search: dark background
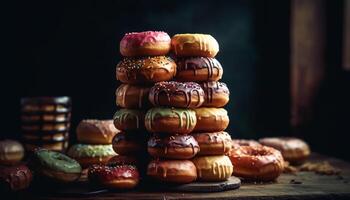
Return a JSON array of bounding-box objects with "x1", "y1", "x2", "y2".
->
[{"x1": 0, "y1": 0, "x2": 349, "y2": 160}]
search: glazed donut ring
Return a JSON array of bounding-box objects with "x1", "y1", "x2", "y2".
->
[
  {"x1": 259, "y1": 137, "x2": 310, "y2": 164},
  {"x1": 149, "y1": 81, "x2": 204, "y2": 108},
  {"x1": 0, "y1": 139, "x2": 24, "y2": 165},
  {"x1": 147, "y1": 160, "x2": 197, "y2": 184},
  {"x1": 88, "y1": 164, "x2": 139, "y2": 189},
  {"x1": 116, "y1": 56, "x2": 176, "y2": 84},
  {"x1": 148, "y1": 135, "x2": 199, "y2": 159},
  {"x1": 175, "y1": 57, "x2": 223, "y2": 82},
  {"x1": 112, "y1": 132, "x2": 146, "y2": 155},
  {"x1": 228, "y1": 145, "x2": 284, "y2": 181},
  {"x1": 33, "y1": 149, "x2": 82, "y2": 182},
  {"x1": 113, "y1": 109, "x2": 145, "y2": 131},
  {"x1": 76, "y1": 119, "x2": 119, "y2": 144},
  {"x1": 231, "y1": 139, "x2": 261, "y2": 149},
  {"x1": 116, "y1": 84, "x2": 151, "y2": 109},
  {"x1": 200, "y1": 81, "x2": 230, "y2": 107},
  {"x1": 193, "y1": 107, "x2": 229, "y2": 132},
  {"x1": 192, "y1": 155, "x2": 233, "y2": 182},
  {"x1": 145, "y1": 107, "x2": 197, "y2": 135},
  {"x1": 67, "y1": 144, "x2": 116, "y2": 168},
  {"x1": 171, "y1": 34, "x2": 219, "y2": 57},
  {"x1": 192, "y1": 131, "x2": 232, "y2": 155},
  {"x1": 120, "y1": 31, "x2": 171, "y2": 57},
  {"x1": 0, "y1": 165, "x2": 32, "y2": 191}
]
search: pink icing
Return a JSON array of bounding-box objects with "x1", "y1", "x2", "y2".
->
[{"x1": 120, "y1": 31, "x2": 171, "y2": 47}]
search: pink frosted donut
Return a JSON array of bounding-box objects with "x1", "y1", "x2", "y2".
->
[{"x1": 120, "y1": 31, "x2": 171, "y2": 57}]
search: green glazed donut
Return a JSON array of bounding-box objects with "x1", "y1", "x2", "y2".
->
[{"x1": 33, "y1": 149, "x2": 82, "y2": 182}]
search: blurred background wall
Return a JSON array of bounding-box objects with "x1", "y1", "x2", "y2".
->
[{"x1": 0, "y1": 0, "x2": 349, "y2": 160}]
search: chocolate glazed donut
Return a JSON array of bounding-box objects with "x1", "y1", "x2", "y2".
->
[
  {"x1": 148, "y1": 135, "x2": 199, "y2": 159},
  {"x1": 175, "y1": 57, "x2": 223, "y2": 82},
  {"x1": 149, "y1": 81, "x2": 204, "y2": 108},
  {"x1": 200, "y1": 81, "x2": 230, "y2": 107}
]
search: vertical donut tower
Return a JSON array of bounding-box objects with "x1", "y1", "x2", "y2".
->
[
  {"x1": 171, "y1": 34, "x2": 234, "y2": 182},
  {"x1": 114, "y1": 31, "x2": 176, "y2": 178},
  {"x1": 20, "y1": 96, "x2": 71, "y2": 153}
]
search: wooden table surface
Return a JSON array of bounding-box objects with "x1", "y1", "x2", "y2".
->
[{"x1": 19, "y1": 153, "x2": 350, "y2": 200}]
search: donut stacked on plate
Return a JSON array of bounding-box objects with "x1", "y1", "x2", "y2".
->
[
  {"x1": 67, "y1": 120, "x2": 118, "y2": 168},
  {"x1": 109, "y1": 31, "x2": 176, "y2": 188},
  {"x1": 171, "y1": 34, "x2": 233, "y2": 182},
  {"x1": 20, "y1": 96, "x2": 72, "y2": 152}
]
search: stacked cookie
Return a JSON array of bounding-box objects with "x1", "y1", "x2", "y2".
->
[
  {"x1": 20, "y1": 96, "x2": 71, "y2": 152},
  {"x1": 172, "y1": 34, "x2": 233, "y2": 182},
  {"x1": 113, "y1": 31, "x2": 176, "y2": 177},
  {"x1": 67, "y1": 120, "x2": 118, "y2": 169}
]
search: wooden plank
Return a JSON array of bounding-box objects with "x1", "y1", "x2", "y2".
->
[
  {"x1": 290, "y1": 0, "x2": 326, "y2": 130},
  {"x1": 17, "y1": 153, "x2": 350, "y2": 200},
  {"x1": 343, "y1": 0, "x2": 350, "y2": 70}
]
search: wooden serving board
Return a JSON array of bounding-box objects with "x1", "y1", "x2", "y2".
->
[{"x1": 154, "y1": 176, "x2": 241, "y2": 192}]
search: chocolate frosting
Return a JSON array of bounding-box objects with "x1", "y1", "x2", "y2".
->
[
  {"x1": 148, "y1": 135, "x2": 199, "y2": 148},
  {"x1": 149, "y1": 81, "x2": 204, "y2": 108}
]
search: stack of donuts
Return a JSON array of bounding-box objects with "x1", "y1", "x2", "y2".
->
[
  {"x1": 170, "y1": 34, "x2": 234, "y2": 182},
  {"x1": 20, "y1": 96, "x2": 72, "y2": 152},
  {"x1": 67, "y1": 120, "x2": 118, "y2": 168},
  {"x1": 100, "y1": 31, "x2": 176, "y2": 189}
]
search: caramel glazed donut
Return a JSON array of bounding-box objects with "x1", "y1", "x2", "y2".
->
[
  {"x1": 192, "y1": 131, "x2": 232, "y2": 156},
  {"x1": 228, "y1": 145, "x2": 284, "y2": 181},
  {"x1": 171, "y1": 34, "x2": 219, "y2": 58},
  {"x1": 120, "y1": 31, "x2": 171, "y2": 57},
  {"x1": 259, "y1": 137, "x2": 311, "y2": 164},
  {"x1": 193, "y1": 107, "x2": 229, "y2": 132},
  {"x1": 147, "y1": 160, "x2": 197, "y2": 184},
  {"x1": 175, "y1": 57, "x2": 223, "y2": 82},
  {"x1": 116, "y1": 56, "x2": 177, "y2": 85},
  {"x1": 116, "y1": 84, "x2": 151, "y2": 109},
  {"x1": 192, "y1": 155, "x2": 233, "y2": 182},
  {"x1": 76, "y1": 119, "x2": 119, "y2": 144},
  {"x1": 149, "y1": 81, "x2": 205, "y2": 108},
  {"x1": 145, "y1": 107, "x2": 197, "y2": 135}
]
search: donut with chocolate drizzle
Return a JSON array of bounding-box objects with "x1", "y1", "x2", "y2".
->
[
  {"x1": 200, "y1": 81, "x2": 230, "y2": 107},
  {"x1": 149, "y1": 81, "x2": 204, "y2": 108},
  {"x1": 148, "y1": 135, "x2": 199, "y2": 159},
  {"x1": 116, "y1": 56, "x2": 176, "y2": 84},
  {"x1": 175, "y1": 57, "x2": 223, "y2": 82}
]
